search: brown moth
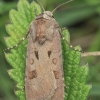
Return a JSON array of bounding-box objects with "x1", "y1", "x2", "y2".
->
[
  {"x1": 3, "y1": 0, "x2": 74, "y2": 100},
  {"x1": 25, "y1": 0, "x2": 73, "y2": 99},
  {"x1": 25, "y1": 11, "x2": 64, "y2": 100}
]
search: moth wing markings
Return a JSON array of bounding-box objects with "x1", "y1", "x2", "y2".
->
[
  {"x1": 25, "y1": 15, "x2": 64, "y2": 100},
  {"x1": 26, "y1": 38, "x2": 57, "y2": 100},
  {"x1": 26, "y1": 37, "x2": 47, "y2": 99},
  {"x1": 49, "y1": 30, "x2": 64, "y2": 100},
  {"x1": 30, "y1": 18, "x2": 57, "y2": 93},
  {"x1": 33, "y1": 42, "x2": 57, "y2": 100},
  {"x1": 25, "y1": 34, "x2": 39, "y2": 99},
  {"x1": 50, "y1": 29, "x2": 62, "y2": 71}
]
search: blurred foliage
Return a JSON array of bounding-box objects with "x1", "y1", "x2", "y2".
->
[{"x1": 0, "y1": 0, "x2": 100, "y2": 100}]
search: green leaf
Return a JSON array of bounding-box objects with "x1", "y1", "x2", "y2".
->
[
  {"x1": 61, "y1": 29, "x2": 91, "y2": 100},
  {"x1": 4, "y1": 0, "x2": 90, "y2": 100}
]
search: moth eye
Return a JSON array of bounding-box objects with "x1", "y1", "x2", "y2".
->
[
  {"x1": 48, "y1": 51, "x2": 51, "y2": 57},
  {"x1": 34, "y1": 51, "x2": 39, "y2": 59}
]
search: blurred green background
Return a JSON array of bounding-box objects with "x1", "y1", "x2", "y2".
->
[{"x1": 0, "y1": 0, "x2": 100, "y2": 100}]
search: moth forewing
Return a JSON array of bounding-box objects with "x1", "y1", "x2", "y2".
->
[{"x1": 25, "y1": 11, "x2": 64, "y2": 100}]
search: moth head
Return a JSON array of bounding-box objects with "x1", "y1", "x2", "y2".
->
[
  {"x1": 43, "y1": 11, "x2": 53, "y2": 17},
  {"x1": 41, "y1": 11, "x2": 54, "y2": 20}
]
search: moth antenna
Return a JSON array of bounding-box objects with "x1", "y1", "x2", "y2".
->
[
  {"x1": 52, "y1": 0, "x2": 73, "y2": 13},
  {"x1": 36, "y1": 0, "x2": 45, "y2": 12},
  {"x1": 3, "y1": 30, "x2": 30, "y2": 52}
]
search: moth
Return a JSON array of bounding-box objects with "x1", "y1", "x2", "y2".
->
[
  {"x1": 25, "y1": 9, "x2": 64, "y2": 99},
  {"x1": 4, "y1": 0, "x2": 82, "y2": 100},
  {"x1": 25, "y1": 7, "x2": 65, "y2": 100}
]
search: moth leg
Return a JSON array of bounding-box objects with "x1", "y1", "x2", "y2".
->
[
  {"x1": 3, "y1": 30, "x2": 30, "y2": 52},
  {"x1": 60, "y1": 28, "x2": 84, "y2": 53}
]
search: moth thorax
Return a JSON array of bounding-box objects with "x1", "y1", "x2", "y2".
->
[{"x1": 36, "y1": 33, "x2": 46, "y2": 44}]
